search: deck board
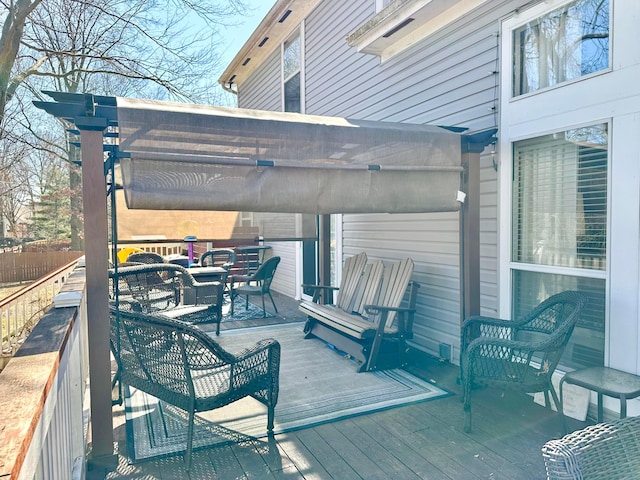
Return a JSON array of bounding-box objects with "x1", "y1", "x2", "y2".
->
[{"x1": 97, "y1": 291, "x2": 589, "y2": 480}]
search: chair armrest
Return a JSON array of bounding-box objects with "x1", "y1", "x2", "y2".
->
[
  {"x1": 461, "y1": 315, "x2": 520, "y2": 351},
  {"x1": 364, "y1": 305, "x2": 415, "y2": 314},
  {"x1": 232, "y1": 339, "x2": 281, "y2": 385},
  {"x1": 233, "y1": 338, "x2": 280, "y2": 362},
  {"x1": 364, "y1": 304, "x2": 416, "y2": 335},
  {"x1": 301, "y1": 284, "x2": 339, "y2": 303}
]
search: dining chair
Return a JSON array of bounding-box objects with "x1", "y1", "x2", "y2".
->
[{"x1": 230, "y1": 256, "x2": 281, "y2": 317}]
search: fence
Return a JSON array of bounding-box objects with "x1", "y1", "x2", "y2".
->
[
  {"x1": 0, "y1": 251, "x2": 83, "y2": 284},
  {"x1": 0, "y1": 259, "x2": 79, "y2": 368}
]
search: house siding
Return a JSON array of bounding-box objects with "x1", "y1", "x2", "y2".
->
[
  {"x1": 239, "y1": 48, "x2": 281, "y2": 111},
  {"x1": 235, "y1": 0, "x2": 513, "y2": 359}
]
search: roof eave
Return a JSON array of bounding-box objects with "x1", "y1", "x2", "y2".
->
[{"x1": 218, "y1": 0, "x2": 322, "y2": 92}]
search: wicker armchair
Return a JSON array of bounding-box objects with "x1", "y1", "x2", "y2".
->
[
  {"x1": 109, "y1": 263, "x2": 224, "y2": 334},
  {"x1": 542, "y1": 415, "x2": 640, "y2": 479},
  {"x1": 460, "y1": 290, "x2": 588, "y2": 433},
  {"x1": 110, "y1": 308, "x2": 280, "y2": 469},
  {"x1": 199, "y1": 248, "x2": 237, "y2": 269}
]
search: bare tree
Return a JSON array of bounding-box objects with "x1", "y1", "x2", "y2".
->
[{"x1": 0, "y1": 0, "x2": 249, "y2": 245}]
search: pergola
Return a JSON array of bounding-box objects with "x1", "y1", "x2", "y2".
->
[{"x1": 35, "y1": 91, "x2": 495, "y2": 466}]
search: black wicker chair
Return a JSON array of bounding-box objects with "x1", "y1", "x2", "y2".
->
[
  {"x1": 230, "y1": 256, "x2": 281, "y2": 317},
  {"x1": 110, "y1": 308, "x2": 280, "y2": 470},
  {"x1": 542, "y1": 415, "x2": 640, "y2": 479},
  {"x1": 460, "y1": 290, "x2": 588, "y2": 433},
  {"x1": 109, "y1": 263, "x2": 224, "y2": 334}
]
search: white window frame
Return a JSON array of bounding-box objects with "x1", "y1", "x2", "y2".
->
[
  {"x1": 281, "y1": 23, "x2": 305, "y2": 114},
  {"x1": 509, "y1": 0, "x2": 612, "y2": 100}
]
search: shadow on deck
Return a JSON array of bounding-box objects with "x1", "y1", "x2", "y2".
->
[{"x1": 91, "y1": 292, "x2": 588, "y2": 480}]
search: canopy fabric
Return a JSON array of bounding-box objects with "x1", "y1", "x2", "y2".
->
[{"x1": 116, "y1": 97, "x2": 464, "y2": 214}]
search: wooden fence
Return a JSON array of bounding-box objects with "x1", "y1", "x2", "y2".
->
[{"x1": 0, "y1": 251, "x2": 84, "y2": 284}]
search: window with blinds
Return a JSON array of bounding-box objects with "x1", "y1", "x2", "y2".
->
[
  {"x1": 512, "y1": 124, "x2": 608, "y2": 270},
  {"x1": 511, "y1": 124, "x2": 607, "y2": 369}
]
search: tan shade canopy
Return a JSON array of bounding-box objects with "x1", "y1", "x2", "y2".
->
[{"x1": 116, "y1": 98, "x2": 464, "y2": 215}]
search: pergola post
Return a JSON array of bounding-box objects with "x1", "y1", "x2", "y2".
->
[
  {"x1": 460, "y1": 151, "x2": 481, "y2": 322},
  {"x1": 77, "y1": 114, "x2": 116, "y2": 466}
]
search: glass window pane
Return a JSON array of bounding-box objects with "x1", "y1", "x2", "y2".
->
[
  {"x1": 512, "y1": 270, "x2": 605, "y2": 369},
  {"x1": 284, "y1": 72, "x2": 301, "y2": 113},
  {"x1": 284, "y1": 35, "x2": 301, "y2": 80},
  {"x1": 512, "y1": 0, "x2": 609, "y2": 96},
  {"x1": 512, "y1": 124, "x2": 608, "y2": 270}
]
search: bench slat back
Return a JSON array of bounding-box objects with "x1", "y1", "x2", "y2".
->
[
  {"x1": 376, "y1": 258, "x2": 414, "y2": 327},
  {"x1": 352, "y1": 261, "x2": 384, "y2": 317},
  {"x1": 336, "y1": 252, "x2": 367, "y2": 311}
]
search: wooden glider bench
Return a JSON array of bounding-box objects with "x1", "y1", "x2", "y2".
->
[{"x1": 300, "y1": 256, "x2": 419, "y2": 372}]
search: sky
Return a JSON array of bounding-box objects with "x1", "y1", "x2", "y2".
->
[{"x1": 214, "y1": 1, "x2": 278, "y2": 103}]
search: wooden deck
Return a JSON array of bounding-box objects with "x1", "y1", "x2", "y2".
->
[{"x1": 91, "y1": 292, "x2": 588, "y2": 480}]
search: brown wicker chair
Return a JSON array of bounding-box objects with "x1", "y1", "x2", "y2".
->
[
  {"x1": 542, "y1": 415, "x2": 640, "y2": 479},
  {"x1": 110, "y1": 307, "x2": 280, "y2": 470},
  {"x1": 460, "y1": 290, "x2": 588, "y2": 433}
]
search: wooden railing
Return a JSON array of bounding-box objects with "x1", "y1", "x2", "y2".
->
[
  {"x1": 0, "y1": 267, "x2": 89, "y2": 479},
  {"x1": 0, "y1": 259, "x2": 80, "y2": 369},
  {"x1": 113, "y1": 242, "x2": 183, "y2": 263}
]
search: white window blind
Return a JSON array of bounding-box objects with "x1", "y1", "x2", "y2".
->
[{"x1": 512, "y1": 125, "x2": 607, "y2": 271}]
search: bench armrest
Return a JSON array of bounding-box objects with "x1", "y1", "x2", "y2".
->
[{"x1": 301, "y1": 284, "x2": 339, "y2": 303}]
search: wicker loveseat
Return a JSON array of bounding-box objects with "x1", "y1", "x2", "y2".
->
[
  {"x1": 542, "y1": 415, "x2": 640, "y2": 479},
  {"x1": 110, "y1": 307, "x2": 281, "y2": 469}
]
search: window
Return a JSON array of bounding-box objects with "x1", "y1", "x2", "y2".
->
[
  {"x1": 512, "y1": 125, "x2": 607, "y2": 270},
  {"x1": 511, "y1": 124, "x2": 608, "y2": 369},
  {"x1": 512, "y1": 0, "x2": 610, "y2": 97},
  {"x1": 283, "y1": 34, "x2": 301, "y2": 113}
]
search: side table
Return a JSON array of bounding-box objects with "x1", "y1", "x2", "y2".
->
[{"x1": 559, "y1": 366, "x2": 640, "y2": 431}]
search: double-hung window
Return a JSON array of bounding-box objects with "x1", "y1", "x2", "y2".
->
[
  {"x1": 283, "y1": 33, "x2": 301, "y2": 113},
  {"x1": 502, "y1": 0, "x2": 611, "y2": 370},
  {"x1": 512, "y1": 126, "x2": 608, "y2": 369}
]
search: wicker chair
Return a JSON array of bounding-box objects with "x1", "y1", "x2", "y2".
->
[
  {"x1": 199, "y1": 248, "x2": 237, "y2": 269},
  {"x1": 230, "y1": 256, "x2": 281, "y2": 317},
  {"x1": 110, "y1": 308, "x2": 280, "y2": 470},
  {"x1": 125, "y1": 251, "x2": 165, "y2": 264},
  {"x1": 542, "y1": 415, "x2": 640, "y2": 479},
  {"x1": 460, "y1": 290, "x2": 588, "y2": 433},
  {"x1": 109, "y1": 263, "x2": 224, "y2": 334}
]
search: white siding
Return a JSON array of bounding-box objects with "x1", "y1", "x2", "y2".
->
[{"x1": 239, "y1": 48, "x2": 281, "y2": 111}]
